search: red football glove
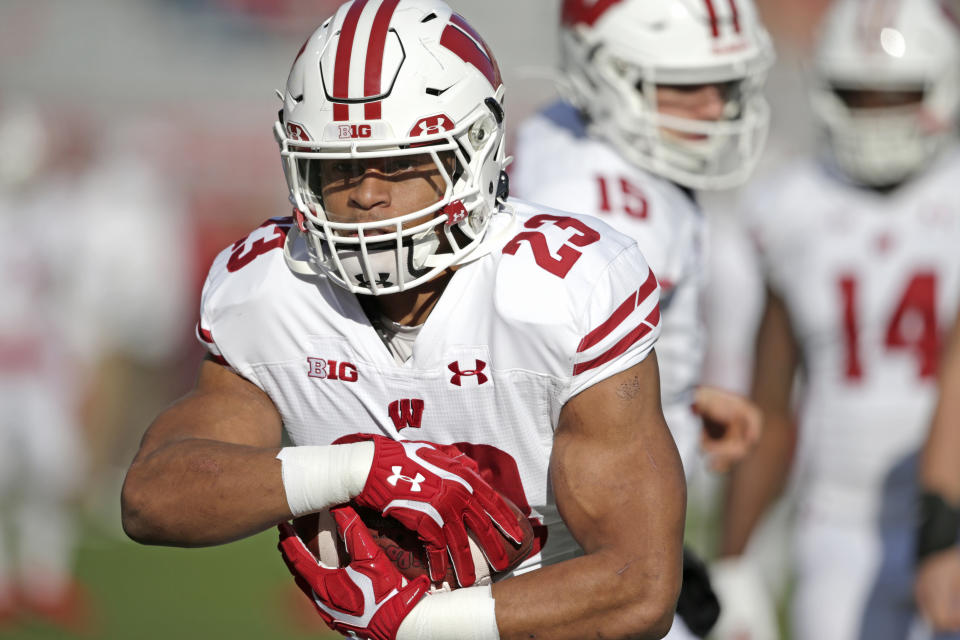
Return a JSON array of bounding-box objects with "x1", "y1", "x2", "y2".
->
[
  {"x1": 278, "y1": 506, "x2": 430, "y2": 640},
  {"x1": 334, "y1": 433, "x2": 525, "y2": 586}
]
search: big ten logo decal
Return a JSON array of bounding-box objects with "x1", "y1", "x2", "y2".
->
[
  {"x1": 409, "y1": 114, "x2": 454, "y2": 138},
  {"x1": 307, "y1": 357, "x2": 359, "y2": 382},
  {"x1": 388, "y1": 399, "x2": 425, "y2": 432},
  {"x1": 448, "y1": 359, "x2": 488, "y2": 386},
  {"x1": 338, "y1": 124, "x2": 372, "y2": 139}
]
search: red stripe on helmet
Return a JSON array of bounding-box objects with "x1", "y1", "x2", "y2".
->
[
  {"x1": 727, "y1": 0, "x2": 741, "y2": 33},
  {"x1": 363, "y1": 0, "x2": 400, "y2": 120},
  {"x1": 560, "y1": 0, "x2": 625, "y2": 27},
  {"x1": 440, "y1": 19, "x2": 501, "y2": 89},
  {"x1": 332, "y1": 0, "x2": 369, "y2": 121},
  {"x1": 703, "y1": 0, "x2": 720, "y2": 37}
]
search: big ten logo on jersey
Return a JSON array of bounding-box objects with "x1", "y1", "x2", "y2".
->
[
  {"x1": 596, "y1": 175, "x2": 648, "y2": 220},
  {"x1": 307, "y1": 357, "x2": 359, "y2": 382}
]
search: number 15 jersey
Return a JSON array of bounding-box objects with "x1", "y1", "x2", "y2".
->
[{"x1": 196, "y1": 199, "x2": 662, "y2": 571}]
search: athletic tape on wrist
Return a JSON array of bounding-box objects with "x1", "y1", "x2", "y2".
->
[
  {"x1": 396, "y1": 584, "x2": 500, "y2": 640},
  {"x1": 276, "y1": 442, "x2": 374, "y2": 516},
  {"x1": 917, "y1": 491, "x2": 960, "y2": 561}
]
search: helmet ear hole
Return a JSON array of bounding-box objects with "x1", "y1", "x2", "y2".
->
[{"x1": 496, "y1": 171, "x2": 509, "y2": 200}]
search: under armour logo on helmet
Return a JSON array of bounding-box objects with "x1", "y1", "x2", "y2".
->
[
  {"x1": 355, "y1": 272, "x2": 393, "y2": 288},
  {"x1": 386, "y1": 466, "x2": 426, "y2": 492},
  {"x1": 409, "y1": 114, "x2": 454, "y2": 137},
  {"x1": 448, "y1": 359, "x2": 488, "y2": 386}
]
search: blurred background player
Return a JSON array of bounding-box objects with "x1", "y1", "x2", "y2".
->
[
  {"x1": 0, "y1": 99, "x2": 191, "y2": 633},
  {"x1": 916, "y1": 306, "x2": 960, "y2": 634},
  {"x1": 512, "y1": 4, "x2": 772, "y2": 636},
  {"x1": 717, "y1": 0, "x2": 960, "y2": 638}
]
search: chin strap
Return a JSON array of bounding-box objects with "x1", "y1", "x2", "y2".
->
[{"x1": 283, "y1": 226, "x2": 319, "y2": 277}]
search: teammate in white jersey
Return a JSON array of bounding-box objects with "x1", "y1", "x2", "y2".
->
[
  {"x1": 512, "y1": 2, "x2": 772, "y2": 637},
  {"x1": 915, "y1": 308, "x2": 960, "y2": 634},
  {"x1": 121, "y1": 2, "x2": 687, "y2": 639},
  {"x1": 719, "y1": 1, "x2": 960, "y2": 638},
  {"x1": 513, "y1": 0, "x2": 773, "y2": 479}
]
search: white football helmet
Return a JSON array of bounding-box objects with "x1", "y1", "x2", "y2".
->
[
  {"x1": 812, "y1": 0, "x2": 960, "y2": 187},
  {"x1": 560, "y1": 0, "x2": 774, "y2": 190},
  {"x1": 275, "y1": 0, "x2": 508, "y2": 295}
]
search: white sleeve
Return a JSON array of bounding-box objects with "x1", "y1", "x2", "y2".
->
[{"x1": 566, "y1": 244, "x2": 662, "y2": 401}]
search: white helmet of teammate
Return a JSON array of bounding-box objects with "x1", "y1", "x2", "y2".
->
[
  {"x1": 812, "y1": 0, "x2": 960, "y2": 187},
  {"x1": 560, "y1": 0, "x2": 774, "y2": 190},
  {"x1": 275, "y1": 0, "x2": 508, "y2": 295}
]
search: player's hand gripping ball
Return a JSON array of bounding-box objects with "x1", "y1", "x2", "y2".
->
[{"x1": 333, "y1": 434, "x2": 535, "y2": 587}]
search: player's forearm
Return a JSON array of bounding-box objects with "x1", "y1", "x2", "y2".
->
[
  {"x1": 921, "y1": 323, "x2": 960, "y2": 502},
  {"x1": 121, "y1": 438, "x2": 290, "y2": 546},
  {"x1": 719, "y1": 411, "x2": 794, "y2": 557},
  {"x1": 491, "y1": 547, "x2": 680, "y2": 640}
]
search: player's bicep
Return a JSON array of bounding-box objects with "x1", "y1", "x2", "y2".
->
[
  {"x1": 552, "y1": 355, "x2": 685, "y2": 558},
  {"x1": 133, "y1": 357, "x2": 283, "y2": 462}
]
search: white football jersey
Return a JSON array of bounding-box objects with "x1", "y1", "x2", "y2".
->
[
  {"x1": 513, "y1": 101, "x2": 705, "y2": 470},
  {"x1": 744, "y1": 151, "x2": 960, "y2": 523},
  {"x1": 196, "y1": 199, "x2": 662, "y2": 573}
]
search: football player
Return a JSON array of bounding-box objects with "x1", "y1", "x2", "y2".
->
[
  {"x1": 718, "y1": 0, "x2": 960, "y2": 638},
  {"x1": 120, "y1": 1, "x2": 687, "y2": 639},
  {"x1": 513, "y1": 0, "x2": 772, "y2": 485},
  {"x1": 916, "y1": 308, "x2": 960, "y2": 633},
  {"x1": 512, "y1": 3, "x2": 773, "y2": 637}
]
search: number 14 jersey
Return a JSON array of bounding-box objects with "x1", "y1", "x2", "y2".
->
[{"x1": 745, "y1": 152, "x2": 960, "y2": 522}]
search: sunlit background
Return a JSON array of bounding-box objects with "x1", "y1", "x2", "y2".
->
[{"x1": 0, "y1": 1, "x2": 839, "y2": 637}]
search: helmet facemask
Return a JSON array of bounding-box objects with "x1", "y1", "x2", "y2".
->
[{"x1": 276, "y1": 97, "x2": 505, "y2": 296}]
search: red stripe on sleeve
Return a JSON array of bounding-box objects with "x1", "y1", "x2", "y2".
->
[
  {"x1": 440, "y1": 23, "x2": 500, "y2": 88},
  {"x1": 363, "y1": 0, "x2": 400, "y2": 120},
  {"x1": 572, "y1": 305, "x2": 660, "y2": 376},
  {"x1": 703, "y1": 0, "x2": 720, "y2": 37},
  {"x1": 332, "y1": 0, "x2": 369, "y2": 120},
  {"x1": 577, "y1": 270, "x2": 658, "y2": 353},
  {"x1": 727, "y1": 0, "x2": 741, "y2": 33}
]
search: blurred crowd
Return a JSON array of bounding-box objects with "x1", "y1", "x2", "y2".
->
[{"x1": 1, "y1": 0, "x2": 958, "y2": 637}]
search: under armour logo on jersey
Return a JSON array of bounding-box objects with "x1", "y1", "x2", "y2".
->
[
  {"x1": 355, "y1": 272, "x2": 393, "y2": 288},
  {"x1": 448, "y1": 359, "x2": 488, "y2": 386},
  {"x1": 387, "y1": 466, "x2": 426, "y2": 492},
  {"x1": 389, "y1": 399, "x2": 425, "y2": 431}
]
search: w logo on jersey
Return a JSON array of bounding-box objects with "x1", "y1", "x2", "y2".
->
[
  {"x1": 448, "y1": 360, "x2": 488, "y2": 386},
  {"x1": 388, "y1": 399, "x2": 424, "y2": 431}
]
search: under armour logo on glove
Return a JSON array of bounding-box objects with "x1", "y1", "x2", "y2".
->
[
  {"x1": 333, "y1": 433, "x2": 525, "y2": 587},
  {"x1": 387, "y1": 467, "x2": 425, "y2": 492},
  {"x1": 278, "y1": 506, "x2": 429, "y2": 640}
]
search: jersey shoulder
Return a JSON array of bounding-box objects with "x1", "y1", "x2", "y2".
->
[{"x1": 485, "y1": 200, "x2": 662, "y2": 390}]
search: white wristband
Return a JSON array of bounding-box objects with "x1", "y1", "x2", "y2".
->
[
  {"x1": 276, "y1": 442, "x2": 374, "y2": 516},
  {"x1": 396, "y1": 585, "x2": 500, "y2": 640}
]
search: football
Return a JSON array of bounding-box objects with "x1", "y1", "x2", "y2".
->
[{"x1": 292, "y1": 499, "x2": 535, "y2": 589}]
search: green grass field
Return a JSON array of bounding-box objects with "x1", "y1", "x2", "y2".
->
[{"x1": 1, "y1": 525, "x2": 341, "y2": 640}]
